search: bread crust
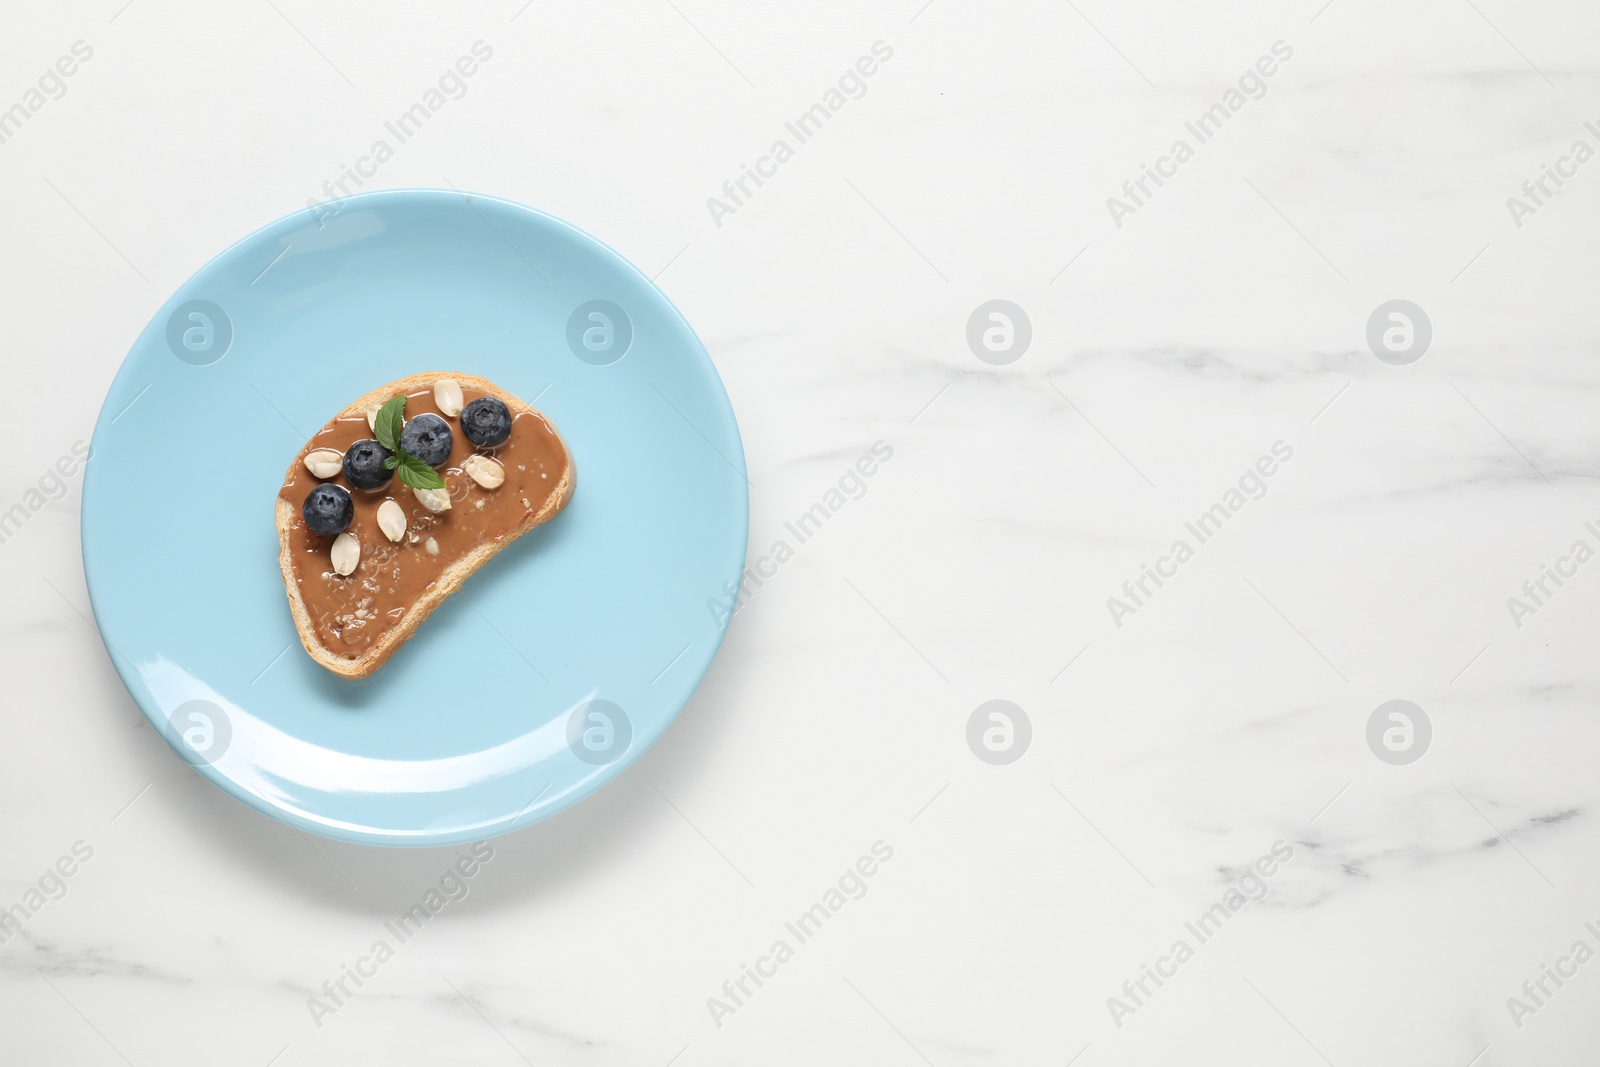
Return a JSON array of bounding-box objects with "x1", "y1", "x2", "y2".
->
[{"x1": 275, "y1": 372, "x2": 574, "y2": 678}]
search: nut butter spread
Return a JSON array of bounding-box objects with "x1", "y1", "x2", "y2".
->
[{"x1": 278, "y1": 385, "x2": 568, "y2": 659}]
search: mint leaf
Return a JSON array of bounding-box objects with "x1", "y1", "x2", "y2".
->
[
  {"x1": 368, "y1": 394, "x2": 445, "y2": 489},
  {"x1": 394, "y1": 454, "x2": 446, "y2": 491},
  {"x1": 373, "y1": 395, "x2": 406, "y2": 452}
]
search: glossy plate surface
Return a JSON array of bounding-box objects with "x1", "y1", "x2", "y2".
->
[{"x1": 82, "y1": 189, "x2": 747, "y2": 846}]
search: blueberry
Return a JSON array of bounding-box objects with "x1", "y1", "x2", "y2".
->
[
  {"x1": 302, "y1": 484, "x2": 353, "y2": 537},
  {"x1": 342, "y1": 439, "x2": 393, "y2": 489},
  {"x1": 461, "y1": 397, "x2": 512, "y2": 447},
  {"x1": 399, "y1": 412, "x2": 453, "y2": 466}
]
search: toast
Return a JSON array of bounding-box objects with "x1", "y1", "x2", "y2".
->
[{"x1": 275, "y1": 372, "x2": 574, "y2": 678}]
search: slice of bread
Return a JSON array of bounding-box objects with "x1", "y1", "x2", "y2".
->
[{"x1": 275, "y1": 372, "x2": 574, "y2": 678}]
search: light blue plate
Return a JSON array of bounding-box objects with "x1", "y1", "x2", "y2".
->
[{"x1": 82, "y1": 189, "x2": 747, "y2": 847}]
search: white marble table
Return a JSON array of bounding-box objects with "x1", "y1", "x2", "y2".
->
[{"x1": 4, "y1": 1, "x2": 1599, "y2": 1063}]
